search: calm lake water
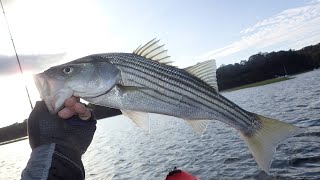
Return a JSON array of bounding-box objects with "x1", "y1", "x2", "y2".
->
[{"x1": 0, "y1": 70, "x2": 319, "y2": 179}]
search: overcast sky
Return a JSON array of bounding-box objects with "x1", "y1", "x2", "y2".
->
[{"x1": 0, "y1": 0, "x2": 319, "y2": 127}]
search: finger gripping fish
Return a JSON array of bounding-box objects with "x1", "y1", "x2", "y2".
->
[{"x1": 34, "y1": 39, "x2": 303, "y2": 173}]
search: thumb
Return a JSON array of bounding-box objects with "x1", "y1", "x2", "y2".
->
[{"x1": 74, "y1": 103, "x2": 91, "y2": 120}]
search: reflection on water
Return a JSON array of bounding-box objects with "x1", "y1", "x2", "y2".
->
[{"x1": 0, "y1": 70, "x2": 319, "y2": 179}]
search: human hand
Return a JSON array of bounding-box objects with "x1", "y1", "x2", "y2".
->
[
  {"x1": 58, "y1": 97, "x2": 92, "y2": 120},
  {"x1": 24, "y1": 97, "x2": 96, "y2": 179},
  {"x1": 27, "y1": 97, "x2": 96, "y2": 154}
]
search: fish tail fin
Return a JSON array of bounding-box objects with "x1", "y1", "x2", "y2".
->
[{"x1": 240, "y1": 114, "x2": 304, "y2": 173}]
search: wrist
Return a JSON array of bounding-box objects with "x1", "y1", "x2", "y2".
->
[
  {"x1": 55, "y1": 144, "x2": 83, "y2": 165},
  {"x1": 50, "y1": 144, "x2": 85, "y2": 179}
]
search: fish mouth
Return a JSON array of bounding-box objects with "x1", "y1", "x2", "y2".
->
[{"x1": 33, "y1": 73, "x2": 73, "y2": 114}]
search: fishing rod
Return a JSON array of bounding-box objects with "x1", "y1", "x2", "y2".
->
[{"x1": 0, "y1": 0, "x2": 34, "y2": 110}]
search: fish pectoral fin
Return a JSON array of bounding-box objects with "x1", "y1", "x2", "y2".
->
[
  {"x1": 121, "y1": 110, "x2": 150, "y2": 133},
  {"x1": 184, "y1": 60, "x2": 218, "y2": 91},
  {"x1": 117, "y1": 84, "x2": 153, "y2": 92},
  {"x1": 184, "y1": 119, "x2": 210, "y2": 135}
]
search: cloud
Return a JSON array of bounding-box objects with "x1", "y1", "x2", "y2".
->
[
  {"x1": 0, "y1": 0, "x2": 15, "y2": 6},
  {"x1": 0, "y1": 53, "x2": 66, "y2": 75},
  {"x1": 198, "y1": 1, "x2": 320, "y2": 64}
]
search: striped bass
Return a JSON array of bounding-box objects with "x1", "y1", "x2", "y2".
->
[{"x1": 33, "y1": 39, "x2": 303, "y2": 173}]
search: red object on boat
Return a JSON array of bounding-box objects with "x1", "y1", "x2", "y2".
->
[{"x1": 165, "y1": 167, "x2": 199, "y2": 180}]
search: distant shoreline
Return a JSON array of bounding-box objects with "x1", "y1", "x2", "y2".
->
[
  {"x1": 216, "y1": 43, "x2": 320, "y2": 91},
  {"x1": 222, "y1": 76, "x2": 292, "y2": 92},
  {"x1": 0, "y1": 136, "x2": 28, "y2": 146},
  {"x1": 222, "y1": 68, "x2": 320, "y2": 92}
]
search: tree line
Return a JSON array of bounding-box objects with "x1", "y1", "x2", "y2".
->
[{"x1": 217, "y1": 43, "x2": 320, "y2": 91}]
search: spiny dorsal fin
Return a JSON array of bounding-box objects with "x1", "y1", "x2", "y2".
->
[
  {"x1": 184, "y1": 119, "x2": 210, "y2": 135},
  {"x1": 121, "y1": 110, "x2": 150, "y2": 133},
  {"x1": 184, "y1": 59, "x2": 218, "y2": 91},
  {"x1": 133, "y1": 38, "x2": 172, "y2": 65}
]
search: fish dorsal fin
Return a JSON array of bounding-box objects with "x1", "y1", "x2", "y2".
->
[
  {"x1": 133, "y1": 38, "x2": 173, "y2": 65},
  {"x1": 184, "y1": 119, "x2": 210, "y2": 135},
  {"x1": 184, "y1": 60, "x2": 218, "y2": 91},
  {"x1": 121, "y1": 110, "x2": 150, "y2": 133}
]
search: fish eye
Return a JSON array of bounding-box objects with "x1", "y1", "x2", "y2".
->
[{"x1": 62, "y1": 66, "x2": 73, "y2": 75}]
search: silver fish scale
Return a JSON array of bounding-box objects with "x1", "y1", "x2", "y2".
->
[{"x1": 95, "y1": 53, "x2": 257, "y2": 132}]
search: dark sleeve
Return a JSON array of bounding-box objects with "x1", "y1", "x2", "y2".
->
[
  {"x1": 21, "y1": 143, "x2": 85, "y2": 180},
  {"x1": 21, "y1": 101, "x2": 97, "y2": 180}
]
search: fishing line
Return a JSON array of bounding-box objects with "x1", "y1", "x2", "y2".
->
[{"x1": 0, "y1": 0, "x2": 34, "y2": 110}]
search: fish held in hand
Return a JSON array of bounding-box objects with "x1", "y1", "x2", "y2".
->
[{"x1": 34, "y1": 39, "x2": 303, "y2": 172}]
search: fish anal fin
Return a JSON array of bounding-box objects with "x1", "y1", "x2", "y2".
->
[
  {"x1": 121, "y1": 110, "x2": 150, "y2": 133},
  {"x1": 184, "y1": 119, "x2": 210, "y2": 135},
  {"x1": 184, "y1": 60, "x2": 218, "y2": 91},
  {"x1": 240, "y1": 114, "x2": 304, "y2": 173}
]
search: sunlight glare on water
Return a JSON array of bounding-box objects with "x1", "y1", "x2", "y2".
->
[{"x1": 0, "y1": 139, "x2": 30, "y2": 179}]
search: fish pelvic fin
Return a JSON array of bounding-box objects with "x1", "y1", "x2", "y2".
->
[
  {"x1": 121, "y1": 110, "x2": 150, "y2": 133},
  {"x1": 240, "y1": 114, "x2": 304, "y2": 173}
]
